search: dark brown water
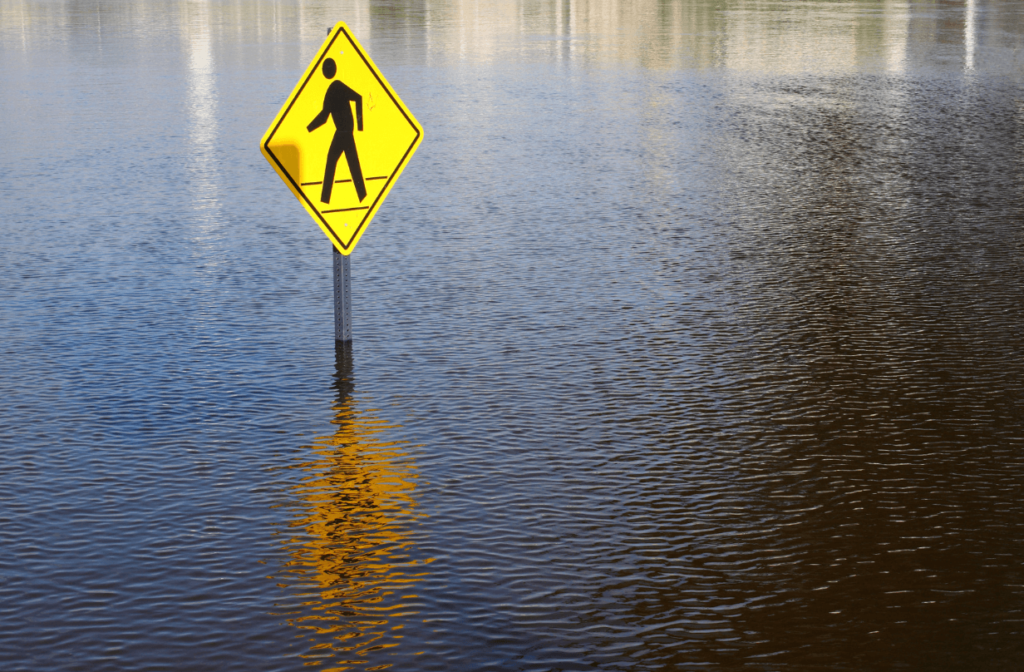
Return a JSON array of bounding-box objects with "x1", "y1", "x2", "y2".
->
[{"x1": 2, "y1": 1, "x2": 1024, "y2": 670}]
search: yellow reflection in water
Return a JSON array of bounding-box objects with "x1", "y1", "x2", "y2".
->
[{"x1": 274, "y1": 349, "x2": 425, "y2": 671}]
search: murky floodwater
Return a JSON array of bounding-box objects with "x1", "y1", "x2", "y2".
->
[{"x1": 3, "y1": 1, "x2": 1024, "y2": 670}]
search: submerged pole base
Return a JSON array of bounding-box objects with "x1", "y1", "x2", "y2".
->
[{"x1": 333, "y1": 247, "x2": 352, "y2": 342}]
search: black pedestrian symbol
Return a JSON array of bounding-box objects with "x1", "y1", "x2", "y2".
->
[{"x1": 307, "y1": 58, "x2": 366, "y2": 204}]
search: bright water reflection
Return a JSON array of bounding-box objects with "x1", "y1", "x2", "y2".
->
[
  {"x1": 7, "y1": 0, "x2": 1024, "y2": 73},
  {"x1": 183, "y1": 0, "x2": 221, "y2": 224},
  {"x1": 2, "y1": 1, "x2": 1024, "y2": 671}
]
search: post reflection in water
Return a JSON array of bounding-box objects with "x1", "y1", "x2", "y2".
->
[{"x1": 271, "y1": 345, "x2": 427, "y2": 670}]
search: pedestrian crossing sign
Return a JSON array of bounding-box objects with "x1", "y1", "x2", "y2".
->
[{"x1": 260, "y1": 22, "x2": 423, "y2": 255}]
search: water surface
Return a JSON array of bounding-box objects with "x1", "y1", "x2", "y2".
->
[{"x1": 2, "y1": 1, "x2": 1024, "y2": 670}]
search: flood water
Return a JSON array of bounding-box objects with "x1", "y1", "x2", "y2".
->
[{"x1": 3, "y1": 1, "x2": 1024, "y2": 670}]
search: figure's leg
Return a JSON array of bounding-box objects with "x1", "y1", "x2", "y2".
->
[
  {"x1": 321, "y1": 135, "x2": 344, "y2": 203},
  {"x1": 341, "y1": 135, "x2": 367, "y2": 202}
]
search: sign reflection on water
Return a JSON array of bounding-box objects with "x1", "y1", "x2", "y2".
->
[{"x1": 271, "y1": 347, "x2": 428, "y2": 668}]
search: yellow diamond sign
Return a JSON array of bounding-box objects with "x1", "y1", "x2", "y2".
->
[{"x1": 260, "y1": 22, "x2": 423, "y2": 255}]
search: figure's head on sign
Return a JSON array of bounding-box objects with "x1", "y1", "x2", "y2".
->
[{"x1": 260, "y1": 22, "x2": 423, "y2": 255}]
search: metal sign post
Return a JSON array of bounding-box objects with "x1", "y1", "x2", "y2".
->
[
  {"x1": 260, "y1": 22, "x2": 421, "y2": 345},
  {"x1": 333, "y1": 247, "x2": 352, "y2": 342}
]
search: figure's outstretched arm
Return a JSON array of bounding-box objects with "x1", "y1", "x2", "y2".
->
[
  {"x1": 308, "y1": 108, "x2": 329, "y2": 132},
  {"x1": 354, "y1": 93, "x2": 363, "y2": 132},
  {"x1": 308, "y1": 93, "x2": 330, "y2": 132}
]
